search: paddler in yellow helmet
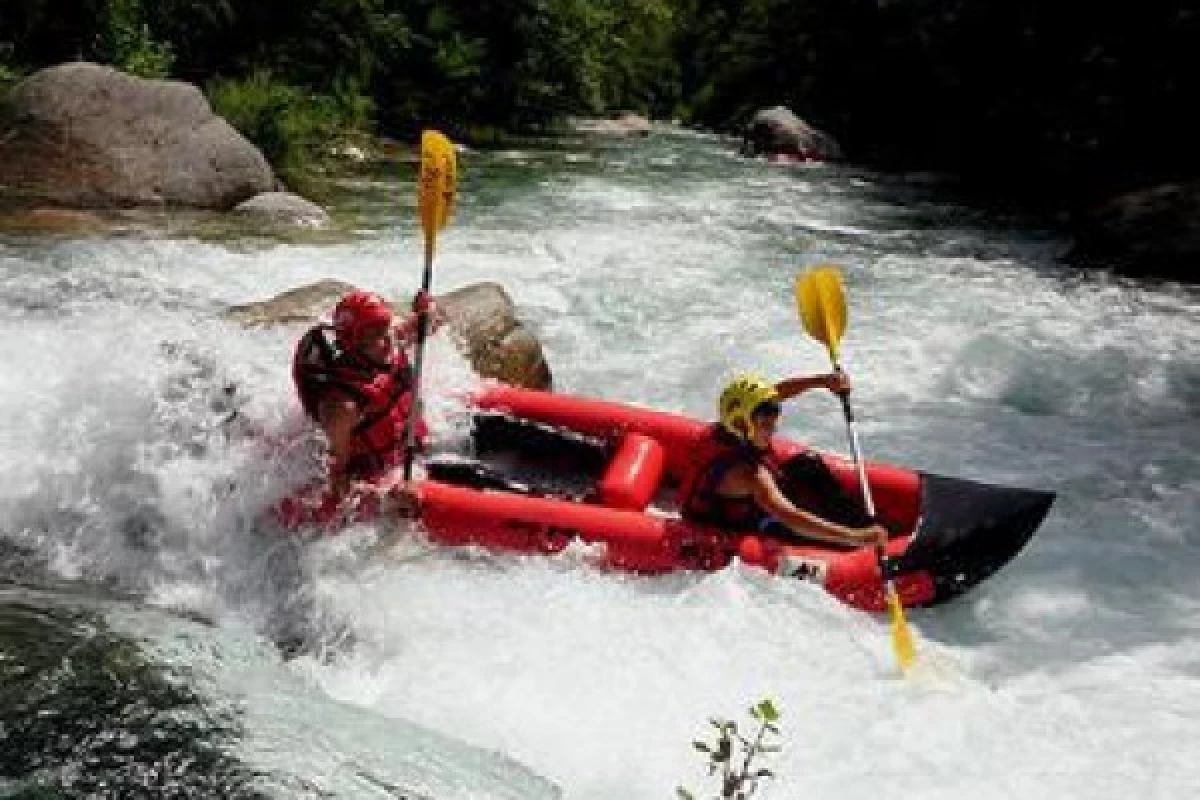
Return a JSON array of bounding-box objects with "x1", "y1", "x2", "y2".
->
[{"x1": 678, "y1": 372, "x2": 889, "y2": 547}]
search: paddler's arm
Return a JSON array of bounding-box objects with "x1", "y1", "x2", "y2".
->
[
  {"x1": 774, "y1": 371, "x2": 849, "y2": 402},
  {"x1": 316, "y1": 392, "x2": 422, "y2": 517},
  {"x1": 316, "y1": 393, "x2": 362, "y2": 505},
  {"x1": 394, "y1": 290, "x2": 443, "y2": 346},
  {"x1": 745, "y1": 464, "x2": 888, "y2": 548}
]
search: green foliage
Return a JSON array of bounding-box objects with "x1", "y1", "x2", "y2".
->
[
  {"x1": 208, "y1": 70, "x2": 374, "y2": 182},
  {"x1": 678, "y1": 698, "x2": 783, "y2": 800},
  {"x1": 561, "y1": 0, "x2": 680, "y2": 116},
  {"x1": 1, "y1": 0, "x2": 1192, "y2": 202},
  {"x1": 96, "y1": 0, "x2": 175, "y2": 78},
  {"x1": 0, "y1": 62, "x2": 21, "y2": 101},
  {"x1": 0, "y1": 61, "x2": 22, "y2": 125},
  {"x1": 669, "y1": 0, "x2": 1199, "y2": 201}
]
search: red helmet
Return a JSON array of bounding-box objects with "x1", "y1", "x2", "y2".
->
[{"x1": 333, "y1": 291, "x2": 393, "y2": 350}]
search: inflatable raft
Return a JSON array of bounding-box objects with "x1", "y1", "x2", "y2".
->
[{"x1": 281, "y1": 384, "x2": 1054, "y2": 612}]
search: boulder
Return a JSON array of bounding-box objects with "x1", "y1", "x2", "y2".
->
[
  {"x1": 0, "y1": 62, "x2": 275, "y2": 209},
  {"x1": 741, "y1": 106, "x2": 843, "y2": 162},
  {"x1": 221, "y1": 280, "x2": 357, "y2": 328},
  {"x1": 222, "y1": 280, "x2": 552, "y2": 389},
  {"x1": 234, "y1": 192, "x2": 329, "y2": 227},
  {"x1": 437, "y1": 282, "x2": 553, "y2": 390},
  {"x1": 1066, "y1": 181, "x2": 1200, "y2": 283}
]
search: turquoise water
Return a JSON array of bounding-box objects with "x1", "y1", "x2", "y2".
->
[{"x1": 1, "y1": 127, "x2": 1197, "y2": 798}]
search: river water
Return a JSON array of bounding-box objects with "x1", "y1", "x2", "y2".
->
[{"x1": 1, "y1": 128, "x2": 1197, "y2": 798}]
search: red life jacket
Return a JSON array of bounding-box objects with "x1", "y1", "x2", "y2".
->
[
  {"x1": 678, "y1": 425, "x2": 780, "y2": 530},
  {"x1": 292, "y1": 324, "x2": 427, "y2": 481}
]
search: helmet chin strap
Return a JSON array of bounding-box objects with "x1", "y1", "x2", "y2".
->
[
  {"x1": 734, "y1": 419, "x2": 763, "y2": 448},
  {"x1": 744, "y1": 413, "x2": 777, "y2": 452},
  {"x1": 747, "y1": 432, "x2": 770, "y2": 453}
]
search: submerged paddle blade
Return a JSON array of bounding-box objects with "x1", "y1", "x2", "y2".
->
[
  {"x1": 886, "y1": 588, "x2": 917, "y2": 672},
  {"x1": 795, "y1": 266, "x2": 848, "y2": 361},
  {"x1": 418, "y1": 130, "x2": 457, "y2": 244}
]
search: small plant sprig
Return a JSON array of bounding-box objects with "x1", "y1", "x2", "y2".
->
[{"x1": 677, "y1": 698, "x2": 783, "y2": 800}]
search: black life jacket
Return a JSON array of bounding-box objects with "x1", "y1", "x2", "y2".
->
[{"x1": 678, "y1": 425, "x2": 780, "y2": 530}]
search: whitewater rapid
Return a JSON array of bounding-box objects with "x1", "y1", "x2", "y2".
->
[{"x1": 1, "y1": 129, "x2": 1197, "y2": 798}]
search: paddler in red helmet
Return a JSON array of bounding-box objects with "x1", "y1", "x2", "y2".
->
[{"x1": 291, "y1": 288, "x2": 443, "y2": 522}]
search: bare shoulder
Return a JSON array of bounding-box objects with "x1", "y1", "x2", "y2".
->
[
  {"x1": 750, "y1": 462, "x2": 780, "y2": 487},
  {"x1": 317, "y1": 391, "x2": 361, "y2": 428}
]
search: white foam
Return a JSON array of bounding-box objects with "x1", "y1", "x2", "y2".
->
[{"x1": 2, "y1": 132, "x2": 1198, "y2": 798}]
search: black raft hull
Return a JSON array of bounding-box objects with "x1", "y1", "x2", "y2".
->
[{"x1": 892, "y1": 473, "x2": 1055, "y2": 605}]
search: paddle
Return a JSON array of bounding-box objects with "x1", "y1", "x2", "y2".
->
[
  {"x1": 795, "y1": 265, "x2": 916, "y2": 673},
  {"x1": 403, "y1": 130, "x2": 458, "y2": 481}
]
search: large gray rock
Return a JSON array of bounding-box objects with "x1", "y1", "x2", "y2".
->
[
  {"x1": 741, "y1": 106, "x2": 843, "y2": 161},
  {"x1": 0, "y1": 62, "x2": 275, "y2": 209},
  {"x1": 222, "y1": 279, "x2": 357, "y2": 328},
  {"x1": 437, "y1": 282, "x2": 552, "y2": 390},
  {"x1": 222, "y1": 280, "x2": 552, "y2": 389},
  {"x1": 1067, "y1": 181, "x2": 1200, "y2": 283}
]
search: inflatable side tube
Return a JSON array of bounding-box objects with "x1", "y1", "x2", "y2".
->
[
  {"x1": 419, "y1": 480, "x2": 672, "y2": 554},
  {"x1": 738, "y1": 534, "x2": 938, "y2": 611},
  {"x1": 474, "y1": 383, "x2": 709, "y2": 480},
  {"x1": 597, "y1": 433, "x2": 665, "y2": 511}
]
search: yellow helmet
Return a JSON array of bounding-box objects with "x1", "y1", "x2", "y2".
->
[{"x1": 718, "y1": 373, "x2": 780, "y2": 440}]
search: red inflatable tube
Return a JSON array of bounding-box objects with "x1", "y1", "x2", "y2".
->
[{"x1": 274, "y1": 383, "x2": 1053, "y2": 612}]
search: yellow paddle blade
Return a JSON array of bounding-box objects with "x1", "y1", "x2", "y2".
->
[
  {"x1": 418, "y1": 130, "x2": 457, "y2": 243},
  {"x1": 794, "y1": 265, "x2": 848, "y2": 362},
  {"x1": 886, "y1": 588, "x2": 917, "y2": 672}
]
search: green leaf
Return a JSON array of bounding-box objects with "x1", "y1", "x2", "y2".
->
[
  {"x1": 692, "y1": 740, "x2": 711, "y2": 753},
  {"x1": 675, "y1": 788, "x2": 695, "y2": 800},
  {"x1": 755, "y1": 698, "x2": 780, "y2": 722}
]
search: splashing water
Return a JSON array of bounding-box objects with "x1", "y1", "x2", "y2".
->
[{"x1": 1, "y1": 130, "x2": 1197, "y2": 798}]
